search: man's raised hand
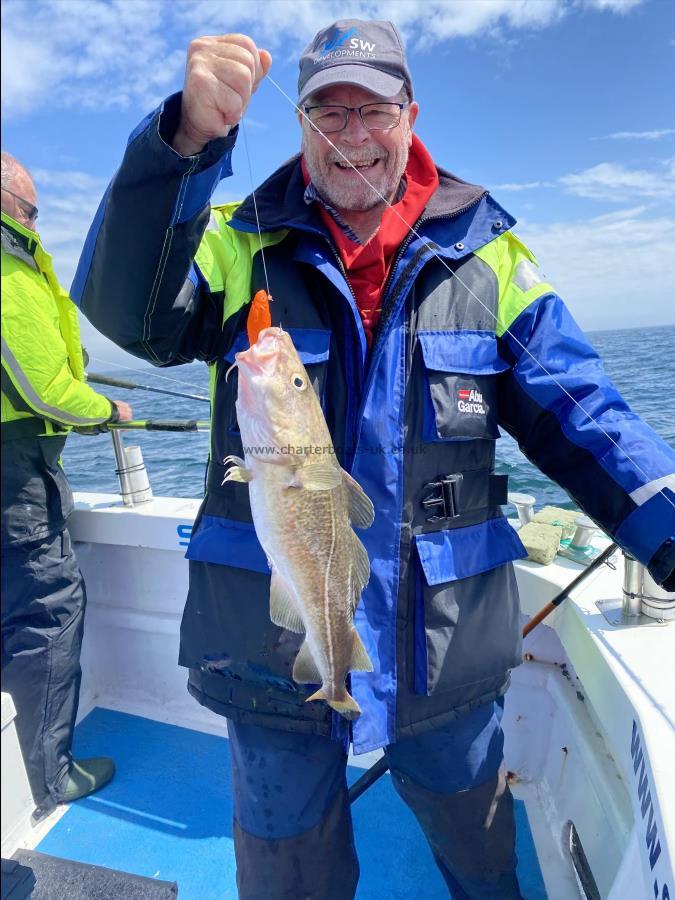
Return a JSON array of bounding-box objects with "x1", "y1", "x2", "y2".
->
[{"x1": 172, "y1": 34, "x2": 272, "y2": 157}]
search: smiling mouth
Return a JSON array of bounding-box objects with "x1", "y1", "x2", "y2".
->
[{"x1": 333, "y1": 159, "x2": 382, "y2": 173}]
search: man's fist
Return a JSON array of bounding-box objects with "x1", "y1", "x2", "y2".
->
[
  {"x1": 172, "y1": 34, "x2": 272, "y2": 157},
  {"x1": 113, "y1": 400, "x2": 133, "y2": 422}
]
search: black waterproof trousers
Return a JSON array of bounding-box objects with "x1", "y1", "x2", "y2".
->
[
  {"x1": 1, "y1": 434, "x2": 85, "y2": 818},
  {"x1": 228, "y1": 700, "x2": 523, "y2": 900},
  {"x1": 1, "y1": 528, "x2": 86, "y2": 817}
]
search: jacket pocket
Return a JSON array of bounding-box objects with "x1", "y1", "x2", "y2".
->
[
  {"x1": 185, "y1": 514, "x2": 269, "y2": 572},
  {"x1": 182, "y1": 514, "x2": 305, "y2": 691},
  {"x1": 413, "y1": 517, "x2": 527, "y2": 695},
  {"x1": 418, "y1": 330, "x2": 509, "y2": 442},
  {"x1": 224, "y1": 327, "x2": 332, "y2": 436}
]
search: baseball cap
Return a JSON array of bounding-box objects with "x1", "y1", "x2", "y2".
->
[{"x1": 297, "y1": 20, "x2": 413, "y2": 107}]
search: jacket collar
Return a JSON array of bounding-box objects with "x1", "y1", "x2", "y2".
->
[
  {"x1": 228, "y1": 153, "x2": 496, "y2": 237},
  {"x1": 1, "y1": 214, "x2": 40, "y2": 271}
]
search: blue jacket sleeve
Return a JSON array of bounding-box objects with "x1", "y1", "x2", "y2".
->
[
  {"x1": 497, "y1": 292, "x2": 675, "y2": 588},
  {"x1": 71, "y1": 93, "x2": 238, "y2": 366}
]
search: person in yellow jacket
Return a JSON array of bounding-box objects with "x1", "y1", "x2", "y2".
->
[{"x1": 1, "y1": 151, "x2": 132, "y2": 822}]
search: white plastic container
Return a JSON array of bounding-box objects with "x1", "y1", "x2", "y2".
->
[{"x1": 1, "y1": 692, "x2": 35, "y2": 856}]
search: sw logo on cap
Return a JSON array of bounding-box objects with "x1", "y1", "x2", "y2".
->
[
  {"x1": 318, "y1": 27, "x2": 376, "y2": 61},
  {"x1": 320, "y1": 26, "x2": 357, "y2": 57}
]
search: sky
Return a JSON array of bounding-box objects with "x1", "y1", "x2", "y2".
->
[{"x1": 2, "y1": 0, "x2": 675, "y2": 369}]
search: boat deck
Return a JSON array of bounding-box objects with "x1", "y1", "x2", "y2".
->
[{"x1": 35, "y1": 707, "x2": 548, "y2": 899}]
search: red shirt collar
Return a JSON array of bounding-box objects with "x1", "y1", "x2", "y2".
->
[{"x1": 302, "y1": 134, "x2": 439, "y2": 348}]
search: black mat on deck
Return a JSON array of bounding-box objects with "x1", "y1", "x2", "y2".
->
[
  {"x1": 10, "y1": 849, "x2": 178, "y2": 899},
  {"x1": 2, "y1": 858, "x2": 36, "y2": 900}
]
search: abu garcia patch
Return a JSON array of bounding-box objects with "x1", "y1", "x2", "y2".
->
[{"x1": 457, "y1": 387, "x2": 486, "y2": 415}]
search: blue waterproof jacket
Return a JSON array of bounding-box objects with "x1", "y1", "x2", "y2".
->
[{"x1": 72, "y1": 93, "x2": 675, "y2": 753}]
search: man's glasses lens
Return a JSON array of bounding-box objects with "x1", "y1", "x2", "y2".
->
[
  {"x1": 2, "y1": 187, "x2": 38, "y2": 223},
  {"x1": 306, "y1": 103, "x2": 405, "y2": 134},
  {"x1": 20, "y1": 200, "x2": 38, "y2": 223}
]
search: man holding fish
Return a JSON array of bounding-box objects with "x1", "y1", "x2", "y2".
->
[{"x1": 75, "y1": 19, "x2": 674, "y2": 900}]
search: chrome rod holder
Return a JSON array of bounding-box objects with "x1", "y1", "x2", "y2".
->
[
  {"x1": 622, "y1": 553, "x2": 644, "y2": 617},
  {"x1": 597, "y1": 551, "x2": 674, "y2": 627},
  {"x1": 110, "y1": 430, "x2": 153, "y2": 507}
]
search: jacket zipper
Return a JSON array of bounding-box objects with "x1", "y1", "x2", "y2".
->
[
  {"x1": 352, "y1": 191, "x2": 488, "y2": 451},
  {"x1": 326, "y1": 244, "x2": 366, "y2": 468}
]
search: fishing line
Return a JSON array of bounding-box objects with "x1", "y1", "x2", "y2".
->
[
  {"x1": 263, "y1": 73, "x2": 675, "y2": 512},
  {"x1": 87, "y1": 371, "x2": 209, "y2": 403},
  {"x1": 241, "y1": 118, "x2": 272, "y2": 299},
  {"x1": 89, "y1": 354, "x2": 208, "y2": 395}
]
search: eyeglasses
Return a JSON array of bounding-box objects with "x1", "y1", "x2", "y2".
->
[
  {"x1": 304, "y1": 102, "x2": 408, "y2": 135},
  {"x1": 1, "y1": 187, "x2": 38, "y2": 224}
]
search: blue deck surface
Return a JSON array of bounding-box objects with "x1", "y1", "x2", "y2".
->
[{"x1": 37, "y1": 708, "x2": 547, "y2": 899}]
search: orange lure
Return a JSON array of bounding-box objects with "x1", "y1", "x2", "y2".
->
[{"x1": 247, "y1": 289, "x2": 272, "y2": 346}]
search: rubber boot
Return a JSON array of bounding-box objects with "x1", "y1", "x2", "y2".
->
[{"x1": 59, "y1": 757, "x2": 116, "y2": 802}]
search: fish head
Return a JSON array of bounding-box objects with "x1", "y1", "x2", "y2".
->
[{"x1": 234, "y1": 327, "x2": 332, "y2": 462}]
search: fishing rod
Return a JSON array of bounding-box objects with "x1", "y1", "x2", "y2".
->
[
  {"x1": 348, "y1": 541, "x2": 620, "y2": 804},
  {"x1": 522, "y1": 541, "x2": 618, "y2": 637},
  {"x1": 108, "y1": 419, "x2": 210, "y2": 432},
  {"x1": 90, "y1": 355, "x2": 208, "y2": 395},
  {"x1": 87, "y1": 372, "x2": 210, "y2": 404}
]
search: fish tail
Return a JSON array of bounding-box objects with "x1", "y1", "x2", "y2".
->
[
  {"x1": 306, "y1": 687, "x2": 362, "y2": 721},
  {"x1": 350, "y1": 629, "x2": 373, "y2": 673}
]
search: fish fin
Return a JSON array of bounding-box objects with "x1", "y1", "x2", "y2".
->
[
  {"x1": 221, "y1": 463, "x2": 253, "y2": 484},
  {"x1": 342, "y1": 470, "x2": 375, "y2": 528},
  {"x1": 351, "y1": 532, "x2": 371, "y2": 605},
  {"x1": 349, "y1": 629, "x2": 374, "y2": 673},
  {"x1": 292, "y1": 641, "x2": 322, "y2": 684},
  {"x1": 269, "y1": 574, "x2": 305, "y2": 634},
  {"x1": 306, "y1": 688, "x2": 362, "y2": 721},
  {"x1": 223, "y1": 454, "x2": 246, "y2": 467},
  {"x1": 290, "y1": 463, "x2": 341, "y2": 491}
]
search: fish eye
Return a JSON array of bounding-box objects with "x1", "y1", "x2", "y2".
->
[{"x1": 291, "y1": 374, "x2": 307, "y2": 391}]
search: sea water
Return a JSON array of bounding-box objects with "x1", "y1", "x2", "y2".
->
[{"x1": 63, "y1": 325, "x2": 675, "y2": 511}]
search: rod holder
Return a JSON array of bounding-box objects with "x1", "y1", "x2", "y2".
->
[
  {"x1": 110, "y1": 430, "x2": 153, "y2": 507},
  {"x1": 641, "y1": 568, "x2": 675, "y2": 621},
  {"x1": 559, "y1": 515, "x2": 603, "y2": 563},
  {"x1": 569, "y1": 515, "x2": 596, "y2": 551},
  {"x1": 622, "y1": 553, "x2": 644, "y2": 617},
  {"x1": 622, "y1": 552, "x2": 675, "y2": 621},
  {"x1": 507, "y1": 492, "x2": 536, "y2": 526}
]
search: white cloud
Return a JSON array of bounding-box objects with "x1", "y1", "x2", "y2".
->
[
  {"x1": 1, "y1": 0, "x2": 648, "y2": 117},
  {"x1": 32, "y1": 169, "x2": 109, "y2": 192},
  {"x1": 494, "y1": 180, "x2": 556, "y2": 191},
  {"x1": 517, "y1": 207, "x2": 675, "y2": 330},
  {"x1": 581, "y1": 0, "x2": 643, "y2": 11},
  {"x1": 26, "y1": 167, "x2": 141, "y2": 365},
  {"x1": 595, "y1": 129, "x2": 675, "y2": 141},
  {"x1": 31, "y1": 171, "x2": 107, "y2": 283},
  {"x1": 493, "y1": 159, "x2": 675, "y2": 200},
  {"x1": 560, "y1": 160, "x2": 675, "y2": 201},
  {"x1": 1, "y1": 0, "x2": 183, "y2": 117},
  {"x1": 172, "y1": 0, "x2": 569, "y2": 49}
]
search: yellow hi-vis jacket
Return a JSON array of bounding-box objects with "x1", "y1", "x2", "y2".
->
[{"x1": 1, "y1": 212, "x2": 114, "y2": 439}]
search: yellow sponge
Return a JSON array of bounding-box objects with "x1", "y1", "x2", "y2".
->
[
  {"x1": 532, "y1": 506, "x2": 579, "y2": 541},
  {"x1": 518, "y1": 522, "x2": 563, "y2": 565}
]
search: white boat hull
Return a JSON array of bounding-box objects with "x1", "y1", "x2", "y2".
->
[{"x1": 2, "y1": 491, "x2": 673, "y2": 900}]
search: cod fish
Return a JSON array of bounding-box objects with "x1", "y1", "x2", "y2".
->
[{"x1": 223, "y1": 326, "x2": 374, "y2": 719}]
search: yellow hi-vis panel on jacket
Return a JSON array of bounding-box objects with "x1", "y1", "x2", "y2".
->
[{"x1": 1, "y1": 212, "x2": 113, "y2": 432}]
